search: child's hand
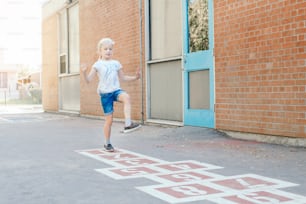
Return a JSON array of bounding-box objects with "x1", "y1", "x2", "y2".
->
[
  {"x1": 81, "y1": 64, "x2": 88, "y2": 72},
  {"x1": 135, "y1": 69, "x2": 141, "y2": 80}
]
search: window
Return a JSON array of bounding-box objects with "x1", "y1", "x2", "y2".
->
[
  {"x1": 149, "y1": 0, "x2": 182, "y2": 60},
  {"x1": 148, "y1": 0, "x2": 183, "y2": 122},
  {"x1": 0, "y1": 72, "x2": 8, "y2": 88},
  {"x1": 188, "y1": 0, "x2": 209, "y2": 52},
  {"x1": 58, "y1": 4, "x2": 79, "y2": 75}
]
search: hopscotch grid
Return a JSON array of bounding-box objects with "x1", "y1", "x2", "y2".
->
[
  {"x1": 137, "y1": 180, "x2": 303, "y2": 204},
  {"x1": 136, "y1": 181, "x2": 237, "y2": 204},
  {"x1": 76, "y1": 148, "x2": 223, "y2": 170},
  {"x1": 95, "y1": 166, "x2": 162, "y2": 180},
  {"x1": 76, "y1": 148, "x2": 167, "y2": 168},
  {"x1": 154, "y1": 160, "x2": 223, "y2": 171},
  {"x1": 135, "y1": 173, "x2": 301, "y2": 203},
  {"x1": 95, "y1": 160, "x2": 225, "y2": 182},
  {"x1": 209, "y1": 174, "x2": 299, "y2": 190},
  {"x1": 208, "y1": 188, "x2": 306, "y2": 204},
  {"x1": 76, "y1": 148, "x2": 305, "y2": 204},
  {"x1": 143, "y1": 169, "x2": 226, "y2": 185}
]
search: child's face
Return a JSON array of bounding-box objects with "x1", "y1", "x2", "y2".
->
[{"x1": 99, "y1": 43, "x2": 113, "y2": 60}]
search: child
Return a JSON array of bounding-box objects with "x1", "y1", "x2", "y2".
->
[{"x1": 82, "y1": 38, "x2": 141, "y2": 152}]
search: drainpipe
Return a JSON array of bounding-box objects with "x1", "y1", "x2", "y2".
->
[{"x1": 139, "y1": 0, "x2": 144, "y2": 124}]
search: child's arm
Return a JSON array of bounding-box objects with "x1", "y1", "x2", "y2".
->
[
  {"x1": 81, "y1": 64, "x2": 96, "y2": 83},
  {"x1": 118, "y1": 69, "x2": 140, "y2": 82}
]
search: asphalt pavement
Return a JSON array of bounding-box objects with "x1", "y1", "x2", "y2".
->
[{"x1": 0, "y1": 106, "x2": 305, "y2": 204}]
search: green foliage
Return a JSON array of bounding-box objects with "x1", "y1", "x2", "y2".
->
[
  {"x1": 188, "y1": 0, "x2": 209, "y2": 52},
  {"x1": 29, "y1": 88, "x2": 42, "y2": 104}
]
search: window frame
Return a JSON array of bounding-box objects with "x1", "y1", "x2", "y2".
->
[
  {"x1": 58, "y1": 2, "x2": 79, "y2": 77},
  {"x1": 0, "y1": 72, "x2": 8, "y2": 89}
]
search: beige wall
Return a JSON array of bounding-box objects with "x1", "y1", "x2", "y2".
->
[{"x1": 42, "y1": 14, "x2": 59, "y2": 111}]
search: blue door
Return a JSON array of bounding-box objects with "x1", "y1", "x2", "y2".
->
[{"x1": 183, "y1": 0, "x2": 214, "y2": 128}]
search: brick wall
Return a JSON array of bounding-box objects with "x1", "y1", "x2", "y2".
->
[
  {"x1": 42, "y1": 15, "x2": 59, "y2": 112},
  {"x1": 214, "y1": 0, "x2": 306, "y2": 137},
  {"x1": 79, "y1": 0, "x2": 145, "y2": 120}
]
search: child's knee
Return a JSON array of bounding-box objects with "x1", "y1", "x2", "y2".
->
[
  {"x1": 105, "y1": 115, "x2": 113, "y2": 124},
  {"x1": 120, "y1": 93, "x2": 130, "y2": 103},
  {"x1": 125, "y1": 94, "x2": 131, "y2": 103}
]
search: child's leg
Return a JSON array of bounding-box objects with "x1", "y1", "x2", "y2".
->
[
  {"x1": 104, "y1": 114, "x2": 113, "y2": 144},
  {"x1": 118, "y1": 92, "x2": 132, "y2": 126},
  {"x1": 117, "y1": 90, "x2": 140, "y2": 133}
]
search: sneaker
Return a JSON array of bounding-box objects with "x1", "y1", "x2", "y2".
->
[
  {"x1": 123, "y1": 122, "x2": 141, "y2": 133},
  {"x1": 104, "y1": 144, "x2": 114, "y2": 152}
]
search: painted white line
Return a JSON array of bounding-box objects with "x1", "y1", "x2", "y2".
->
[
  {"x1": 208, "y1": 189, "x2": 306, "y2": 204},
  {"x1": 77, "y1": 148, "x2": 167, "y2": 168},
  {"x1": 136, "y1": 181, "x2": 234, "y2": 204},
  {"x1": 210, "y1": 174, "x2": 298, "y2": 191},
  {"x1": 0, "y1": 117, "x2": 13, "y2": 123},
  {"x1": 154, "y1": 160, "x2": 223, "y2": 171},
  {"x1": 96, "y1": 165, "x2": 164, "y2": 180},
  {"x1": 95, "y1": 161, "x2": 223, "y2": 181},
  {"x1": 143, "y1": 169, "x2": 225, "y2": 185}
]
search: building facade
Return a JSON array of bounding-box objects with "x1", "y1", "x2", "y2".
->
[
  {"x1": 42, "y1": 0, "x2": 305, "y2": 138},
  {"x1": 0, "y1": 65, "x2": 19, "y2": 101}
]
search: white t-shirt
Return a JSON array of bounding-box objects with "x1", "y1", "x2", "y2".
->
[{"x1": 93, "y1": 59, "x2": 122, "y2": 94}]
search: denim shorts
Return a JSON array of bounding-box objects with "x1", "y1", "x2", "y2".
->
[{"x1": 100, "y1": 89, "x2": 125, "y2": 115}]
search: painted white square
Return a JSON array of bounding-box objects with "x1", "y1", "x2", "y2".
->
[
  {"x1": 208, "y1": 189, "x2": 306, "y2": 204},
  {"x1": 211, "y1": 174, "x2": 298, "y2": 191}
]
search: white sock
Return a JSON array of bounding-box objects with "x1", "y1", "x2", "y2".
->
[{"x1": 125, "y1": 118, "x2": 131, "y2": 127}]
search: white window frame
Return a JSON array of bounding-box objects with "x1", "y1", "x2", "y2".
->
[
  {"x1": 0, "y1": 72, "x2": 8, "y2": 89},
  {"x1": 58, "y1": 2, "x2": 79, "y2": 76}
]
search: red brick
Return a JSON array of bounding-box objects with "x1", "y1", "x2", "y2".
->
[{"x1": 215, "y1": 0, "x2": 306, "y2": 138}]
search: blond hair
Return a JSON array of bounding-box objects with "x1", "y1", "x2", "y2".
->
[{"x1": 97, "y1": 38, "x2": 115, "y2": 51}]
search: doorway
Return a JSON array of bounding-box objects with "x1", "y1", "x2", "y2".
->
[{"x1": 183, "y1": 0, "x2": 215, "y2": 127}]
